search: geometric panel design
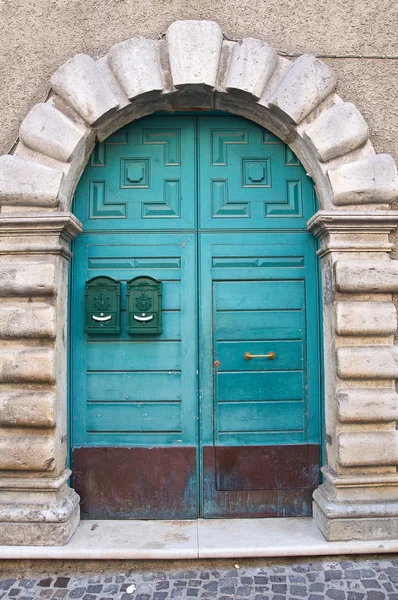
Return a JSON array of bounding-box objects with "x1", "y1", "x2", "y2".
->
[
  {"x1": 263, "y1": 130, "x2": 281, "y2": 144},
  {"x1": 242, "y1": 159, "x2": 271, "y2": 187},
  {"x1": 212, "y1": 130, "x2": 248, "y2": 165},
  {"x1": 90, "y1": 130, "x2": 129, "y2": 167},
  {"x1": 121, "y1": 159, "x2": 149, "y2": 188},
  {"x1": 285, "y1": 146, "x2": 300, "y2": 166},
  {"x1": 265, "y1": 180, "x2": 303, "y2": 217},
  {"x1": 142, "y1": 179, "x2": 181, "y2": 218},
  {"x1": 89, "y1": 181, "x2": 127, "y2": 218},
  {"x1": 143, "y1": 130, "x2": 181, "y2": 165},
  {"x1": 212, "y1": 180, "x2": 250, "y2": 217}
]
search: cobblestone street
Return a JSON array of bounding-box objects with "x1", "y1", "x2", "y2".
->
[{"x1": 1, "y1": 556, "x2": 398, "y2": 600}]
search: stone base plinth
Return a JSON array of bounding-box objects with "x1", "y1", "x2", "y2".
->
[
  {"x1": 313, "y1": 484, "x2": 398, "y2": 541},
  {"x1": 0, "y1": 471, "x2": 80, "y2": 546}
]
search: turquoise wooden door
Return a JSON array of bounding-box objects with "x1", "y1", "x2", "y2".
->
[{"x1": 70, "y1": 114, "x2": 321, "y2": 519}]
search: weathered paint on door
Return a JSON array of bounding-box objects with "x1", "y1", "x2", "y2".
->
[{"x1": 70, "y1": 114, "x2": 322, "y2": 519}]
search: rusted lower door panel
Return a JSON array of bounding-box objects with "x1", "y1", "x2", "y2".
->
[
  {"x1": 73, "y1": 447, "x2": 197, "y2": 519},
  {"x1": 202, "y1": 445, "x2": 320, "y2": 517}
]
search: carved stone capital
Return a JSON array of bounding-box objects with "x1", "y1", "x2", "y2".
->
[
  {"x1": 307, "y1": 210, "x2": 398, "y2": 256},
  {"x1": 0, "y1": 212, "x2": 82, "y2": 258}
]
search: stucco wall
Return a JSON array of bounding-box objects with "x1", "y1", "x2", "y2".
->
[{"x1": 1, "y1": 0, "x2": 398, "y2": 162}]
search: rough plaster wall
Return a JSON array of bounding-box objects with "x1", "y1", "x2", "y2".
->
[{"x1": 0, "y1": 0, "x2": 398, "y2": 159}]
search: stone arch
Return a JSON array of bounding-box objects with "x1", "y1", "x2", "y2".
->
[{"x1": 1, "y1": 20, "x2": 398, "y2": 547}]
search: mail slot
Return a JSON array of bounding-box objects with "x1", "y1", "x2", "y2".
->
[
  {"x1": 126, "y1": 276, "x2": 162, "y2": 335},
  {"x1": 84, "y1": 276, "x2": 121, "y2": 334}
]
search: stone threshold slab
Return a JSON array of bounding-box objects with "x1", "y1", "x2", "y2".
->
[{"x1": 1, "y1": 518, "x2": 398, "y2": 559}]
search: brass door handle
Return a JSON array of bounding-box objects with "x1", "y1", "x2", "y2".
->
[{"x1": 244, "y1": 351, "x2": 276, "y2": 360}]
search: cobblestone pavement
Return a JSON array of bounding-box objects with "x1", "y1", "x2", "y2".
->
[{"x1": 2, "y1": 557, "x2": 398, "y2": 600}]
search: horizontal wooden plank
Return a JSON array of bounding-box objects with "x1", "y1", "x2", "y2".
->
[
  {"x1": 87, "y1": 402, "x2": 182, "y2": 433},
  {"x1": 216, "y1": 340, "x2": 303, "y2": 371},
  {"x1": 86, "y1": 311, "x2": 181, "y2": 341},
  {"x1": 87, "y1": 341, "x2": 181, "y2": 371},
  {"x1": 87, "y1": 372, "x2": 181, "y2": 401},
  {"x1": 217, "y1": 401, "x2": 304, "y2": 433},
  {"x1": 214, "y1": 281, "x2": 304, "y2": 310},
  {"x1": 216, "y1": 371, "x2": 303, "y2": 401},
  {"x1": 212, "y1": 268, "x2": 307, "y2": 281},
  {"x1": 215, "y1": 310, "x2": 304, "y2": 340}
]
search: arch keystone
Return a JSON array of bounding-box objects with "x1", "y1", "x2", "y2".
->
[
  {"x1": 0, "y1": 155, "x2": 63, "y2": 207},
  {"x1": 328, "y1": 154, "x2": 398, "y2": 205},
  {"x1": 268, "y1": 54, "x2": 337, "y2": 124},
  {"x1": 50, "y1": 53, "x2": 119, "y2": 125},
  {"x1": 225, "y1": 38, "x2": 278, "y2": 99},
  {"x1": 108, "y1": 37, "x2": 163, "y2": 100},
  {"x1": 19, "y1": 102, "x2": 88, "y2": 163},
  {"x1": 303, "y1": 102, "x2": 369, "y2": 162},
  {"x1": 166, "y1": 20, "x2": 223, "y2": 89}
]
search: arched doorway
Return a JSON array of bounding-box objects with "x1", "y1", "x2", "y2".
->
[{"x1": 70, "y1": 112, "x2": 322, "y2": 519}]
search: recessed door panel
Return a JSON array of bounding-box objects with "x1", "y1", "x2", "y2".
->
[{"x1": 199, "y1": 233, "x2": 321, "y2": 517}]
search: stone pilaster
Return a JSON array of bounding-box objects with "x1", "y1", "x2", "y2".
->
[
  {"x1": 308, "y1": 210, "x2": 398, "y2": 541},
  {"x1": 0, "y1": 213, "x2": 81, "y2": 545}
]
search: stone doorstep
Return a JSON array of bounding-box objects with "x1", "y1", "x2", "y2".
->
[{"x1": 1, "y1": 517, "x2": 398, "y2": 559}]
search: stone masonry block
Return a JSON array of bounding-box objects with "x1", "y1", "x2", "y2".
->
[
  {"x1": 226, "y1": 38, "x2": 278, "y2": 99},
  {"x1": 0, "y1": 155, "x2": 63, "y2": 207},
  {"x1": 0, "y1": 303, "x2": 56, "y2": 339},
  {"x1": 338, "y1": 430, "x2": 398, "y2": 467},
  {"x1": 334, "y1": 260, "x2": 398, "y2": 293},
  {"x1": 0, "y1": 348, "x2": 55, "y2": 383},
  {"x1": 337, "y1": 388, "x2": 398, "y2": 422},
  {"x1": 108, "y1": 37, "x2": 163, "y2": 100},
  {"x1": 0, "y1": 435, "x2": 55, "y2": 470},
  {"x1": 0, "y1": 391, "x2": 55, "y2": 427},
  {"x1": 51, "y1": 53, "x2": 119, "y2": 125},
  {"x1": 268, "y1": 54, "x2": 337, "y2": 124},
  {"x1": 328, "y1": 154, "x2": 398, "y2": 205},
  {"x1": 19, "y1": 103, "x2": 88, "y2": 163},
  {"x1": 303, "y1": 102, "x2": 369, "y2": 162},
  {"x1": 335, "y1": 301, "x2": 396, "y2": 336},
  {"x1": 167, "y1": 20, "x2": 223, "y2": 90},
  {"x1": 336, "y1": 345, "x2": 398, "y2": 379},
  {"x1": 0, "y1": 262, "x2": 55, "y2": 297}
]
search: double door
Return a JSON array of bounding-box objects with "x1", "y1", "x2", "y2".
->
[{"x1": 70, "y1": 115, "x2": 321, "y2": 519}]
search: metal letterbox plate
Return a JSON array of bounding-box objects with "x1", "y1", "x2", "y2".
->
[
  {"x1": 84, "y1": 276, "x2": 121, "y2": 334},
  {"x1": 126, "y1": 276, "x2": 162, "y2": 335}
]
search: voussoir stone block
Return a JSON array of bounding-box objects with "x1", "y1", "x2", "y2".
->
[
  {"x1": 108, "y1": 37, "x2": 163, "y2": 100},
  {"x1": 328, "y1": 154, "x2": 398, "y2": 205},
  {"x1": 303, "y1": 102, "x2": 369, "y2": 163},
  {"x1": 268, "y1": 54, "x2": 337, "y2": 124},
  {"x1": 0, "y1": 155, "x2": 63, "y2": 208},
  {"x1": 0, "y1": 435, "x2": 55, "y2": 470},
  {"x1": 0, "y1": 348, "x2": 55, "y2": 383},
  {"x1": 51, "y1": 53, "x2": 119, "y2": 125},
  {"x1": 0, "y1": 303, "x2": 56, "y2": 339},
  {"x1": 334, "y1": 260, "x2": 398, "y2": 293},
  {"x1": 337, "y1": 388, "x2": 398, "y2": 423},
  {"x1": 335, "y1": 301, "x2": 396, "y2": 336},
  {"x1": 338, "y1": 430, "x2": 398, "y2": 467},
  {"x1": 225, "y1": 38, "x2": 278, "y2": 99},
  {"x1": 0, "y1": 262, "x2": 55, "y2": 297},
  {"x1": 336, "y1": 345, "x2": 398, "y2": 379},
  {"x1": 19, "y1": 103, "x2": 87, "y2": 163},
  {"x1": 0, "y1": 391, "x2": 55, "y2": 427},
  {"x1": 167, "y1": 20, "x2": 223, "y2": 90}
]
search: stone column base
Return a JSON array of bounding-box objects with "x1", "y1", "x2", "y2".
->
[
  {"x1": 313, "y1": 481, "x2": 398, "y2": 541},
  {"x1": 0, "y1": 469, "x2": 80, "y2": 546}
]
